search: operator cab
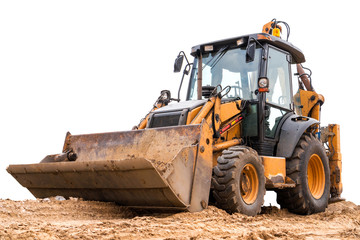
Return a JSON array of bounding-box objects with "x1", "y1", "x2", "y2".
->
[{"x1": 187, "y1": 33, "x2": 305, "y2": 155}]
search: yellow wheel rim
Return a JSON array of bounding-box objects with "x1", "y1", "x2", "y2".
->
[
  {"x1": 240, "y1": 163, "x2": 259, "y2": 204},
  {"x1": 307, "y1": 154, "x2": 325, "y2": 199}
]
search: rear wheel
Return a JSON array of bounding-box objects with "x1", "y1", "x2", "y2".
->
[
  {"x1": 212, "y1": 146, "x2": 265, "y2": 216},
  {"x1": 276, "y1": 133, "x2": 330, "y2": 214}
]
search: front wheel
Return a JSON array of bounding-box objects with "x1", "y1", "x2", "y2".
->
[
  {"x1": 212, "y1": 146, "x2": 265, "y2": 216},
  {"x1": 276, "y1": 133, "x2": 330, "y2": 214}
]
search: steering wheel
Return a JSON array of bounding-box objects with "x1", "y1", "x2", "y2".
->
[{"x1": 230, "y1": 85, "x2": 242, "y2": 98}]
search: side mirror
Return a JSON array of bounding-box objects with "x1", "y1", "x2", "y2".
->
[
  {"x1": 173, "y1": 55, "x2": 184, "y2": 72},
  {"x1": 246, "y1": 42, "x2": 256, "y2": 63}
]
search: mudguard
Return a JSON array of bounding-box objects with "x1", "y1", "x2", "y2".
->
[{"x1": 276, "y1": 114, "x2": 319, "y2": 158}]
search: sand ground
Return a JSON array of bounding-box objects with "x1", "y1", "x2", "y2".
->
[{"x1": 0, "y1": 198, "x2": 359, "y2": 240}]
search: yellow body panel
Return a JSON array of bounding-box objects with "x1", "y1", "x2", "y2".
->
[
  {"x1": 297, "y1": 89, "x2": 318, "y2": 117},
  {"x1": 294, "y1": 89, "x2": 325, "y2": 121},
  {"x1": 186, "y1": 106, "x2": 202, "y2": 125},
  {"x1": 213, "y1": 96, "x2": 221, "y2": 132},
  {"x1": 261, "y1": 156, "x2": 286, "y2": 183},
  {"x1": 222, "y1": 126, "x2": 241, "y2": 142},
  {"x1": 219, "y1": 100, "x2": 242, "y2": 123},
  {"x1": 328, "y1": 124, "x2": 343, "y2": 198},
  {"x1": 191, "y1": 97, "x2": 215, "y2": 125},
  {"x1": 261, "y1": 156, "x2": 295, "y2": 189},
  {"x1": 310, "y1": 103, "x2": 321, "y2": 121}
]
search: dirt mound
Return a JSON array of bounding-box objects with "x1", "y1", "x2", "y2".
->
[{"x1": 0, "y1": 198, "x2": 359, "y2": 239}]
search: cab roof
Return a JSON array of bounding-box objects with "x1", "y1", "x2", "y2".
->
[{"x1": 190, "y1": 33, "x2": 305, "y2": 64}]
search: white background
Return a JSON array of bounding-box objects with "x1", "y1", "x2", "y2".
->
[{"x1": 1, "y1": 0, "x2": 359, "y2": 206}]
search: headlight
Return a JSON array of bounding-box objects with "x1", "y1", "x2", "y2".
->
[
  {"x1": 258, "y1": 78, "x2": 269, "y2": 92},
  {"x1": 258, "y1": 78, "x2": 268, "y2": 88}
]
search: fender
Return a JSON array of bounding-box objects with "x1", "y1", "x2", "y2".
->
[{"x1": 276, "y1": 114, "x2": 319, "y2": 158}]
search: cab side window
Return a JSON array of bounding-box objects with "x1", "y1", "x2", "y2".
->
[{"x1": 266, "y1": 48, "x2": 291, "y2": 109}]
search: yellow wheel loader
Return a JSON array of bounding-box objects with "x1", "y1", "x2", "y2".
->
[{"x1": 7, "y1": 19, "x2": 343, "y2": 216}]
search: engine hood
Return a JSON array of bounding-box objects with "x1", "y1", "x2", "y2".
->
[
  {"x1": 154, "y1": 99, "x2": 207, "y2": 113},
  {"x1": 147, "y1": 99, "x2": 207, "y2": 129}
]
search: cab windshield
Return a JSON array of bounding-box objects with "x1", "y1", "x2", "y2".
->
[{"x1": 187, "y1": 47, "x2": 262, "y2": 100}]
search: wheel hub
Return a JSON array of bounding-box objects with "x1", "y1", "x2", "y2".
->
[
  {"x1": 240, "y1": 164, "x2": 259, "y2": 204},
  {"x1": 307, "y1": 154, "x2": 325, "y2": 199}
]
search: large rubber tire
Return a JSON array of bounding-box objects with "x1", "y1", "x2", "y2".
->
[
  {"x1": 212, "y1": 146, "x2": 265, "y2": 216},
  {"x1": 276, "y1": 133, "x2": 330, "y2": 215}
]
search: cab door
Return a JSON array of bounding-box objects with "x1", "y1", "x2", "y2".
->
[{"x1": 262, "y1": 47, "x2": 293, "y2": 151}]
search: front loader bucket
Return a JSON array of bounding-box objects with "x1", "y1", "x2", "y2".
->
[{"x1": 7, "y1": 123, "x2": 213, "y2": 212}]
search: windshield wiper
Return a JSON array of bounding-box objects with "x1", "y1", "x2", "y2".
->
[{"x1": 202, "y1": 46, "x2": 229, "y2": 70}]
